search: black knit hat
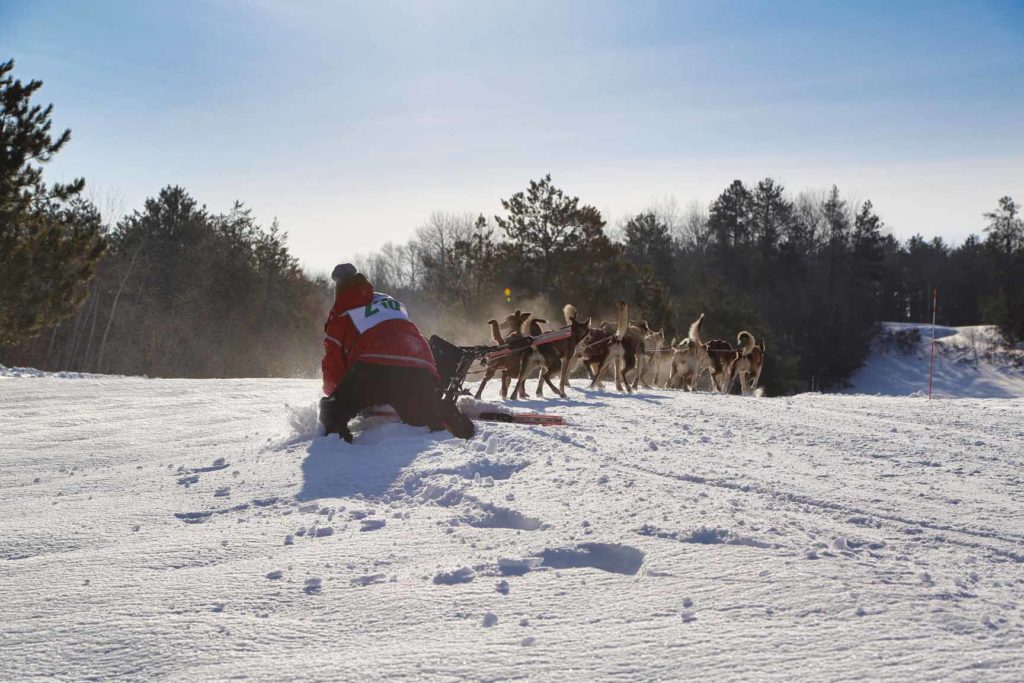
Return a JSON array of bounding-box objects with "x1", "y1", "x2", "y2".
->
[{"x1": 331, "y1": 263, "x2": 358, "y2": 283}]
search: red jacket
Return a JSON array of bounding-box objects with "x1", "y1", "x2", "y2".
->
[{"x1": 321, "y1": 275, "x2": 438, "y2": 396}]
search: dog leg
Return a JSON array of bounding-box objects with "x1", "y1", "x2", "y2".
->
[
  {"x1": 475, "y1": 367, "x2": 495, "y2": 399},
  {"x1": 590, "y1": 356, "x2": 612, "y2": 390},
  {"x1": 640, "y1": 356, "x2": 653, "y2": 389},
  {"x1": 559, "y1": 355, "x2": 571, "y2": 396},
  {"x1": 543, "y1": 367, "x2": 563, "y2": 398},
  {"x1": 510, "y1": 355, "x2": 534, "y2": 401}
]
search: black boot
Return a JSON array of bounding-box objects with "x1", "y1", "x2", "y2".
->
[
  {"x1": 438, "y1": 401, "x2": 475, "y2": 440},
  {"x1": 319, "y1": 396, "x2": 354, "y2": 443}
]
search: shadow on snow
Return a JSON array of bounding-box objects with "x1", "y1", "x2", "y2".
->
[{"x1": 296, "y1": 418, "x2": 451, "y2": 502}]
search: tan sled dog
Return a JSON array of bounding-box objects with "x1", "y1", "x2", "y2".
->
[
  {"x1": 728, "y1": 331, "x2": 766, "y2": 395},
  {"x1": 667, "y1": 314, "x2": 710, "y2": 390},
  {"x1": 474, "y1": 310, "x2": 532, "y2": 399},
  {"x1": 588, "y1": 301, "x2": 639, "y2": 393}
]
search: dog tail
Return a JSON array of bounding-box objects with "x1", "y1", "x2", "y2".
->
[
  {"x1": 522, "y1": 316, "x2": 547, "y2": 337},
  {"x1": 487, "y1": 319, "x2": 504, "y2": 345},
  {"x1": 737, "y1": 331, "x2": 755, "y2": 355},
  {"x1": 564, "y1": 304, "x2": 578, "y2": 326},
  {"x1": 688, "y1": 313, "x2": 705, "y2": 346},
  {"x1": 616, "y1": 301, "x2": 629, "y2": 338}
]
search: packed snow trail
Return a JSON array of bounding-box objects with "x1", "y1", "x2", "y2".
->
[{"x1": 1, "y1": 372, "x2": 1023, "y2": 681}]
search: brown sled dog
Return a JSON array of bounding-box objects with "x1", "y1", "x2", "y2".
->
[
  {"x1": 474, "y1": 310, "x2": 532, "y2": 399},
  {"x1": 683, "y1": 312, "x2": 738, "y2": 393},
  {"x1": 585, "y1": 301, "x2": 641, "y2": 393},
  {"x1": 728, "y1": 331, "x2": 766, "y2": 395},
  {"x1": 624, "y1": 319, "x2": 656, "y2": 390},
  {"x1": 577, "y1": 325, "x2": 615, "y2": 383},
  {"x1": 546, "y1": 305, "x2": 591, "y2": 396},
  {"x1": 510, "y1": 316, "x2": 564, "y2": 399}
]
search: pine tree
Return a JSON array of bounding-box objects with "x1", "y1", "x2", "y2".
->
[
  {"x1": 0, "y1": 59, "x2": 105, "y2": 346},
  {"x1": 623, "y1": 212, "x2": 675, "y2": 286},
  {"x1": 494, "y1": 174, "x2": 588, "y2": 290},
  {"x1": 983, "y1": 196, "x2": 1024, "y2": 342},
  {"x1": 707, "y1": 180, "x2": 753, "y2": 251}
]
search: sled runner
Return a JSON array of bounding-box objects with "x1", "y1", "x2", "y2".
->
[
  {"x1": 361, "y1": 407, "x2": 565, "y2": 427},
  {"x1": 475, "y1": 411, "x2": 565, "y2": 426}
]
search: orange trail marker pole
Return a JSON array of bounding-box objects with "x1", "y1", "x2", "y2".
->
[{"x1": 928, "y1": 288, "x2": 938, "y2": 400}]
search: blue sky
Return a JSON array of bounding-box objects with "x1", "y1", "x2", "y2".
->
[{"x1": 4, "y1": 0, "x2": 1023, "y2": 274}]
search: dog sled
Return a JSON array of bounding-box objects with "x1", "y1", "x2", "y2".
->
[{"x1": 427, "y1": 332, "x2": 570, "y2": 426}]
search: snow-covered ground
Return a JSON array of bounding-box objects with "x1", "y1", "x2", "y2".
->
[
  {"x1": 2, "y1": 365, "x2": 1023, "y2": 681},
  {"x1": 847, "y1": 323, "x2": 1024, "y2": 398}
]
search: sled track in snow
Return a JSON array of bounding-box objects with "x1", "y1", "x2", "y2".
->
[{"x1": 620, "y1": 461, "x2": 1024, "y2": 562}]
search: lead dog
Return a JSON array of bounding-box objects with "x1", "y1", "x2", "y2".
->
[
  {"x1": 674, "y1": 312, "x2": 738, "y2": 393},
  {"x1": 728, "y1": 331, "x2": 765, "y2": 395}
]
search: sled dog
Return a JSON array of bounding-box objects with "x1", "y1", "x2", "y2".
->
[
  {"x1": 728, "y1": 331, "x2": 765, "y2": 395},
  {"x1": 474, "y1": 310, "x2": 532, "y2": 399},
  {"x1": 510, "y1": 316, "x2": 564, "y2": 399},
  {"x1": 545, "y1": 304, "x2": 591, "y2": 396},
  {"x1": 667, "y1": 314, "x2": 710, "y2": 391}
]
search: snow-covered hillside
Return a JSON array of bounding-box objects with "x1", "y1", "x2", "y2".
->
[
  {"x1": 847, "y1": 323, "x2": 1024, "y2": 398},
  {"x1": 2, "y1": 371, "x2": 1023, "y2": 681}
]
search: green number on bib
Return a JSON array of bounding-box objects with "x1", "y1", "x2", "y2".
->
[{"x1": 364, "y1": 303, "x2": 379, "y2": 317}]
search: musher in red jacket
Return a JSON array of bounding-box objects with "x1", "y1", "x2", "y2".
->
[{"x1": 319, "y1": 263, "x2": 474, "y2": 443}]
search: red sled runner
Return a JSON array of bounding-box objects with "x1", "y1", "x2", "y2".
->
[{"x1": 363, "y1": 407, "x2": 564, "y2": 427}]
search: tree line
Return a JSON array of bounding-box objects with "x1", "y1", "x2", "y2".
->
[
  {"x1": 1, "y1": 59, "x2": 328, "y2": 378},
  {"x1": 3, "y1": 58, "x2": 1021, "y2": 392},
  {"x1": 357, "y1": 175, "x2": 1022, "y2": 395}
]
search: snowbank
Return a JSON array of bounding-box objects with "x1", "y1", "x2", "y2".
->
[{"x1": 846, "y1": 323, "x2": 1024, "y2": 398}]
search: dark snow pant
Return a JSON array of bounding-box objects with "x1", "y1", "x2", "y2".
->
[{"x1": 319, "y1": 362, "x2": 473, "y2": 442}]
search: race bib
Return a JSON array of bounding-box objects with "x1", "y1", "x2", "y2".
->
[{"x1": 346, "y1": 293, "x2": 411, "y2": 333}]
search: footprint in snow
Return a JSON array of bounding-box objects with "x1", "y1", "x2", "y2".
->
[
  {"x1": 304, "y1": 578, "x2": 322, "y2": 595},
  {"x1": 352, "y1": 574, "x2": 387, "y2": 587},
  {"x1": 191, "y1": 458, "x2": 229, "y2": 474},
  {"x1": 433, "y1": 567, "x2": 475, "y2": 585}
]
